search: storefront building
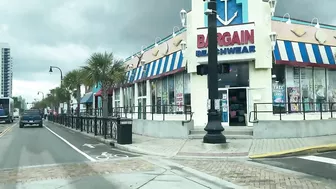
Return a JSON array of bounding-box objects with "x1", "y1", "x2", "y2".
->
[
  {"x1": 94, "y1": 28, "x2": 192, "y2": 123},
  {"x1": 271, "y1": 20, "x2": 336, "y2": 117},
  {"x1": 97, "y1": 0, "x2": 336, "y2": 130}
]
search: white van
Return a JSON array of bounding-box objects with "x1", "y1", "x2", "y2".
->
[{"x1": 13, "y1": 108, "x2": 20, "y2": 119}]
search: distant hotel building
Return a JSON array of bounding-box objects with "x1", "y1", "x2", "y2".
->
[{"x1": 0, "y1": 43, "x2": 12, "y2": 97}]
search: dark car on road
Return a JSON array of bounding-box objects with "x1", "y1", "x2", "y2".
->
[{"x1": 19, "y1": 109, "x2": 43, "y2": 128}]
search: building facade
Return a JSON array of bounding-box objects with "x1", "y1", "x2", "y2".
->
[
  {"x1": 0, "y1": 43, "x2": 13, "y2": 97},
  {"x1": 94, "y1": 0, "x2": 336, "y2": 131}
]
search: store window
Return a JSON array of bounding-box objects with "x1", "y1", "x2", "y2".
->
[
  {"x1": 218, "y1": 63, "x2": 249, "y2": 88},
  {"x1": 300, "y1": 68, "x2": 314, "y2": 111},
  {"x1": 147, "y1": 71, "x2": 191, "y2": 115},
  {"x1": 183, "y1": 72, "x2": 191, "y2": 112},
  {"x1": 314, "y1": 68, "x2": 327, "y2": 111},
  {"x1": 168, "y1": 75, "x2": 175, "y2": 113},
  {"x1": 175, "y1": 72, "x2": 184, "y2": 113},
  {"x1": 162, "y1": 77, "x2": 168, "y2": 113},
  {"x1": 285, "y1": 67, "x2": 329, "y2": 113},
  {"x1": 156, "y1": 79, "x2": 162, "y2": 113},
  {"x1": 271, "y1": 65, "x2": 286, "y2": 113},
  {"x1": 115, "y1": 88, "x2": 120, "y2": 109},
  {"x1": 123, "y1": 88, "x2": 128, "y2": 107},
  {"x1": 138, "y1": 81, "x2": 146, "y2": 97},
  {"x1": 328, "y1": 70, "x2": 336, "y2": 110},
  {"x1": 151, "y1": 81, "x2": 157, "y2": 113}
]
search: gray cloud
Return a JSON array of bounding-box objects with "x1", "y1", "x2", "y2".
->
[{"x1": 275, "y1": 0, "x2": 335, "y2": 24}]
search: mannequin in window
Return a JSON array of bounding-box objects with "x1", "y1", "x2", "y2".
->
[{"x1": 316, "y1": 85, "x2": 325, "y2": 111}]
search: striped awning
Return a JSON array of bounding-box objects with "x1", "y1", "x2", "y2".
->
[
  {"x1": 125, "y1": 50, "x2": 184, "y2": 83},
  {"x1": 80, "y1": 92, "x2": 93, "y2": 104},
  {"x1": 274, "y1": 40, "x2": 336, "y2": 67}
]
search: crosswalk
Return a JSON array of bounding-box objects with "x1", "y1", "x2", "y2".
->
[
  {"x1": 257, "y1": 152, "x2": 336, "y2": 180},
  {"x1": 298, "y1": 155, "x2": 336, "y2": 165}
]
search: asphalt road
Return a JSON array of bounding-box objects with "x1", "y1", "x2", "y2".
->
[
  {"x1": 0, "y1": 120, "x2": 237, "y2": 189},
  {"x1": 0, "y1": 119, "x2": 137, "y2": 169},
  {"x1": 254, "y1": 151, "x2": 336, "y2": 180}
]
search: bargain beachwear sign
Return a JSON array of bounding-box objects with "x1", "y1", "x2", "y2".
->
[{"x1": 195, "y1": 23, "x2": 256, "y2": 63}]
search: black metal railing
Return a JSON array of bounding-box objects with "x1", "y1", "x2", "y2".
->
[
  {"x1": 48, "y1": 114, "x2": 132, "y2": 140},
  {"x1": 249, "y1": 102, "x2": 336, "y2": 123},
  {"x1": 77, "y1": 104, "x2": 193, "y2": 121}
]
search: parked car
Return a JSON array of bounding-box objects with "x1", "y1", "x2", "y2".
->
[{"x1": 19, "y1": 109, "x2": 43, "y2": 128}]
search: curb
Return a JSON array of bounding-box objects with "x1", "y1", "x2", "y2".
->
[
  {"x1": 112, "y1": 142, "x2": 173, "y2": 157},
  {"x1": 145, "y1": 157, "x2": 248, "y2": 189},
  {"x1": 46, "y1": 121, "x2": 251, "y2": 159},
  {"x1": 249, "y1": 143, "x2": 336, "y2": 159},
  {"x1": 46, "y1": 121, "x2": 172, "y2": 157}
]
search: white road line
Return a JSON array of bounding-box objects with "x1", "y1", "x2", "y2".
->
[
  {"x1": 44, "y1": 125, "x2": 97, "y2": 162},
  {"x1": 298, "y1": 155, "x2": 336, "y2": 165}
]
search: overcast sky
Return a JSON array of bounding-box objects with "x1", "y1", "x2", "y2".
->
[{"x1": 0, "y1": 0, "x2": 334, "y2": 103}]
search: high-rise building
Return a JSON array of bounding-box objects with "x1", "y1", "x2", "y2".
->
[{"x1": 0, "y1": 43, "x2": 12, "y2": 97}]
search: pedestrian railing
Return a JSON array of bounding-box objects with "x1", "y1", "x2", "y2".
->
[
  {"x1": 78, "y1": 104, "x2": 193, "y2": 122},
  {"x1": 48, "y1": 114, "x2": 133, "y2": 143},
  {"x1": 249, "y1": 101, "x2": 336, "y2": 123}
]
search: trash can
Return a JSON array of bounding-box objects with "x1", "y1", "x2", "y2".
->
[{"x1": 117, "y1": 122, "x2": 132, "y2": 145}]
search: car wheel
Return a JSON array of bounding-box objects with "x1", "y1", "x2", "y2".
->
[
  {"x1": 19, "y1": 123, "x2": 24, "y2": 128},
  {"x1": 39, "y1": 123, "x2": 43, "y2": 127}
]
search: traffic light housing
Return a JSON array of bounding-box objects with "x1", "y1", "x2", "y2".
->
[
  {"x1": 218, "y1": 64, "x2": 230, "y2": 74},
  {"x1": 196, "y1": 65, "x2": 208, "y2": 76},
  {"x1": 196, "y1": 64, "x2": 230, "y2": 76}
]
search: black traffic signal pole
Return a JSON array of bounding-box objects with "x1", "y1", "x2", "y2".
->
[{"x1": 203, "y1": 0, "x2": 226, "y2": 144}]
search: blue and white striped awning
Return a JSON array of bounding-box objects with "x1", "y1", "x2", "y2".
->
[
  {"x1": 274, "y1": 40, "x2": 336, "y2": 67},
  {"x1": 126, "y1": 50, "x2": 184, "y2": 83}
]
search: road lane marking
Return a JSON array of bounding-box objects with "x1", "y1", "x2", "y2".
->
[
  {"x1": 95, "y1": 152, "x2": 129, "y2": 160},
  {"x1": 83, "y1": 143, "x2": 95, "y2": 148},
  {"x1": 44, "y1": 125, "x2": 97, "y2": 162},
  {"x1": 298, "y1": 155, "x2": 336, "y2": 165},
  {"x1": 0, "y1": 122, "x2": 18, "y2": 138}
]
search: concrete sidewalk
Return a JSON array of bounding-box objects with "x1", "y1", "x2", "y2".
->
[
  {"x1": 114, "y1": 134, "x2": 336, "y2": 159},
  {"x1": 48, "y1": 121, "x2": 336, "y2": 158}
]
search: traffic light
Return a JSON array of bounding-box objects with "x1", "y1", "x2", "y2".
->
[{"x1": 196, "y1": 65, "x2": 208, "y2": 76}]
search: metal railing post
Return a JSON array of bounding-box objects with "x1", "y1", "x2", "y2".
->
[
  {"x1": 162, "y1": 105, "x2": 166, "y2": 121},
  {"x1": 331, "y1": 102, "x2": 334, "y2": 118},
  {"x1": 320, "y1": 102, "x2": 323, "y2": 120},
  {"x1": 80, "y1": 116, "x2": 83, "y2": 132},
  {"x1": 94, "y1": 115, "x2": 97, "y2": 136},
  {"x1": 303, "y1": 102, "x2": 306, "y2": 120}
]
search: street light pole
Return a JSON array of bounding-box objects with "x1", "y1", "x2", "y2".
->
[
  {"x1": 203, "y1": 0, "x2": 226, "y2": 144},
  {"x1": 49, "y1": 66, "x2": 63, "y2": 84}
]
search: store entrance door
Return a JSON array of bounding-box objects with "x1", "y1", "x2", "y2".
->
[
  {"x1": 228, "y1": 88, "x2": 247, "y2": 126},
  {"x1": 219, "y1": 88, "x2": 248, "y2": 126}
]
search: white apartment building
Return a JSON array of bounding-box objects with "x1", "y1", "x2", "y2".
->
[{"x1": 0, "y1": 43, "x2": 13, "y2": 97}]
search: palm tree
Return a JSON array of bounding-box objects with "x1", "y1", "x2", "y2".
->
[
  {"x1": 48, "y1": 87, "x2": 70, "y2": 114},
  {"x1": 82, "y1": 52, "x2": 125, "y2": 118},
  {"x1": 55, "y1": 86, "x2": 71, "y2": 114},
  {"x1": 63, "y1": 69, "x2": 85, "y2": 115}
]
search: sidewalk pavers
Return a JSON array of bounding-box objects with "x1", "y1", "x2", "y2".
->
[
  {"x1": 249, "y1": 135, "x2": 336, "y2": 158},
  {"x1": 173, "y1": 158, "x2": 336, "y2": 189}
]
